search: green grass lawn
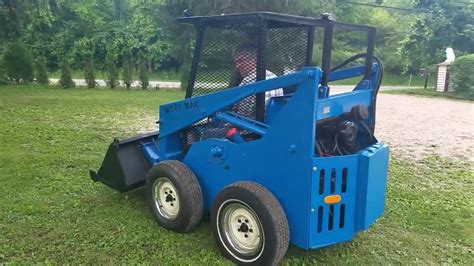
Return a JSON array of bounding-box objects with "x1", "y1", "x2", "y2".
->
[
  {"x1": 382, "y1": 88, "x2": 474, "y2": 101},
  {"x1": 0, "y1": 85, "x2": 472, "y2": 264}
]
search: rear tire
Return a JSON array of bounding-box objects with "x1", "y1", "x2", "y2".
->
[
  {"x1": 211, "y1": 181, "x2": 289, "y2": 265},
  {"x1": 146, "y1": 160, "x2": 203, "y2": 232}
]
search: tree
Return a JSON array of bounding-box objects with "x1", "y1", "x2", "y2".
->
[
  {"x1": 34, "y1": 56, "x2": 49, "y2": 84},
  {"x1": 400, "y1": 1, "x2": 474, "y2": 73},
  {"x1": 113, "y1": 0, "x2": 121, "y2": 20},
  {"x1": 2, "y1": 41, "x2": 33, "y2": 84},
  {"x1": 138, "y1": 51, "x2": 149, "y2": 90},
  {"x1": 451, "y1": 54, "x2": 474, "y2": 96},
  {"x1": 122, "y1": 49, "x2": 133, "y2": 89},
  {"x1": 0, "y1": 58, "x2": 7, "y2": 84},
  {"x1": 83, "y1": 53, "x2": 95, "y2": 88},
  {"x1": 59, "y1": 58, "x2": 75, "y2": 89},
  {"x1": 106, "y1": 54, "x2": 118, "y2": 88},
  {"x1": 0, "y1": 0, "x2": 28, "y2": 41}
]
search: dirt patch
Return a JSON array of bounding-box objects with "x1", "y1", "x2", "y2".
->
[{"x1": 375, "y1": 94, "x2": 474, "y2": 162}]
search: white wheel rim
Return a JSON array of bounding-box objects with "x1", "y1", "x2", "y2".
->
[
  {"x1": 218, "y1": 200, "x2": 264, "y2": 261},
  {"x1": 152, "y1": 177, "x2": 180, "y2": 220}
]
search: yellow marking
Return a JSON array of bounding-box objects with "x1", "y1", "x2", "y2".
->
[{"x1": 324, "y1": 195, "x2": 341, "y2": 204}]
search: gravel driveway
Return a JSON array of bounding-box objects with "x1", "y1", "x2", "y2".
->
[
  {"x1": 375, "y1": 94, "x2": 474, "y2": 162},
  {"x1": 136, "y1": 87, "x2": 473, "y2": 163}
]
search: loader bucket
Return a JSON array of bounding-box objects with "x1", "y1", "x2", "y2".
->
[{"x1": 90, "y1": 131, "x2": 159, "y2": 192}]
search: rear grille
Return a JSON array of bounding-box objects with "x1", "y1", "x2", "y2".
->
[{"x1": 316, "y1": 166, "x2": 350, "y2": 233}]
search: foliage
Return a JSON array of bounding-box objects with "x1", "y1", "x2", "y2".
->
[
  {"x1": 0, "y1": 0, "x2": 472, "y2": 82},
  {"x1": 122, "y1": 49, "x2": 133, "y2": 89},
  {"x1": 2, "y1": 41, "x2": 34, "y2": 84},
  {"x1": 400, "y1": 1, "x2": 474, "y2": 73},
  {"x1": 59, "y1": 58, "x2": 75, "y2": 89},
  {"x1": 0, "y1": 0, "x2": 28, "y2": 41},
  {"x1": 138, "y1": 51, "x2": 149, "y2": 90},
  {"x1": 450, "y1": 54, "x2": 474, "y2": 96},
  {"x1": 0, "y1": 58, "x2": 7, "y2": 85},
  {"x1": 106, "y1": 54, "x2": 118, "y2": 89},
  {"x1": 84, "y1": 54, "x2": 96, "y2": 88},
  {"x1": 34, "y1": 57, "x2": 49, "y2": 84}
]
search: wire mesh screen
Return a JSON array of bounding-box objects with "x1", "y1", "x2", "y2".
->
[
  {"x1": 192, "y1": 25, "x2": 310, "y2": 96},
  {"x1": 266, "y1": 27, "x2": 309, "y2": 75},
  {"x1": 185, "y1": 24, "x2": 311, "y2": 146},
  {"x1": 193, "y1": 27, "x2": 251, "y2": 96}
]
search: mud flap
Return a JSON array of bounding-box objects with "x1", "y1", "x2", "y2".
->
[{"x1": 90, "y1": 131, "x2": 159, "y2": 192}]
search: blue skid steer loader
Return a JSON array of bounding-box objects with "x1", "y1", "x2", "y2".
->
[{"x1": 90, "y1": 12, "x2": 389, "y2": 265}]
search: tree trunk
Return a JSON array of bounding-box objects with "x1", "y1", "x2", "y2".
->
[
  {"x1": 113, "y1": 0, "x2": 121, "y2": 20},
  {"x1": 48, "y1": 0, "x2": 58, "y2": 15}
]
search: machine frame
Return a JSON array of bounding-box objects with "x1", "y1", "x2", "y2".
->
[{"x1": 90, "y1": 12, "x2": 389, "y2": 264}]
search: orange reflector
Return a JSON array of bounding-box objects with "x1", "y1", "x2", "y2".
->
[{"x1": 324, "y1": 195, "x2": 341, "y2": 204}]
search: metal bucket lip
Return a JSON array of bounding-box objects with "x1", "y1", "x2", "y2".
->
[
  {"x1": 90, "y1": 131, "x2": 160, "y2": 192},
  {"x1": 114, "y1": 131, "x2": 159, "y2": 146}
]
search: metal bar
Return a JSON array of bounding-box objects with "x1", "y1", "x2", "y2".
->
[
  {"x1": 364, "y1": 29, "x2": 376, "y2": 80},
  {"x1": 321, "y1": 24, "x2": 334, "y2": 86},
  {"x1": 177, "y1": 12, "x2": 375, "y2": 32},
  {"x1": 305, "y1": 26, "x2": 315, "y2": 66},
  {"x1": 139, "y1": 141, "x2": 160, "y2": 165},
  {"x1": 328, "y1": 65, "x2": 365, "y2": 82},
  {"x1": 115, "y1": 131, "x2": 159, "y2": 145},
  {"x1": 215, "y1": 112, "x2": 268, "y2": 136},
  {"x1": 159, "y1": 68, "x2": 321, "y2": 138},
  {"x1": 185, "y1": 25, "x2": 206, "y2": 98},
  {"x1": 255, "y1": 18, "x2": 268, "y2": 122},
  {"x1": 225, "y1": 111, "x2": 270, "y2": 129}
]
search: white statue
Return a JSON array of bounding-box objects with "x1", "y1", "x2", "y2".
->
[{"x1": 445, "y1": 47, "x2": 455, "y2": 63}]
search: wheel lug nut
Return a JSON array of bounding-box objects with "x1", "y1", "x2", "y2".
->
[
  {"x1": 249, "y1": 229, "x2": 253, "y2": 233},
  {"x1": 238, "y1": 219, "x2": 241, "y2": 223},
  {"x1": 244, "y1": 234, "x2": 248, "y2": 238},
  {"x1": 245, "y1": 219, "x2": 249, "y2": 223}
]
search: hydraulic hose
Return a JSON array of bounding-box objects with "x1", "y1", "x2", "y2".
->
[{"x1": 330, "y1": 53, "x2": 384, "y2": 136}]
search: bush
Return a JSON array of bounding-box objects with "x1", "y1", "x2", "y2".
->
[
  {"x1": 34, "y1": 57, "x2": 49, "y2": 84},
  {"x1": 106, "y1": 54, "x2": 118, "y2": 89},
  {"x1": 2, "y1": 42, "x2": 34, "y2": 84},
  {"x1": 84, "y1": 54, "x2": 95, "y2": 88},
  {"x1": 122, "y1": 50, "x2": 133, "y2": 89},
  {"x1": 179, "y1": 62, "x2": 190, "y2": 91},
  {"x1": 138, "y1": 51, "x2": 149, "y2": 90},
  {"x1": 59, "y1": 58, "x2": 75, "y2": 89},
  {"x1": 0, "y1": 59, "x2": 7, "y2": 85},
  {"x1": 451, "y1": 54, "x2": 474, "y2": 96}
]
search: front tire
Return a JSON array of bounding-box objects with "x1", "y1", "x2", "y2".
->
[
  {"x1": 146, "y1": 160, "x2": 203, "y2": 233},
  {"x1": 211, "y1": 181, "x2": 289, "y2": 265}
]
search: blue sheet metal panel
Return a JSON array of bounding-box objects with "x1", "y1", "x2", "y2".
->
[
  {"x1": 309, "y1": 155, "x2": 359, "y2": 248},
  {"x1": 355, "y1": 143, "x2": 389, "y2": 231},
  {"x1": 158, "y1": 132, "x2": 183, "y2": 160},
  {"x1": 183, "y1": 69, "x2": 321, "y2": 249},
  {"x1": 328, "y1": 65, "x2": 366, "y2": 82},
  {"x1": 265, "y1": 96, "x2": 290, "y2": 124},
  {"x1": 139, "y1": 141, "x2": 160, "y2": 165},
  {"x1": 315, "y1": 90, "x2": 372, "y2": 120},
  {"x1": 158, "y1": 69, "x2": 309, "y2": 138}
]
